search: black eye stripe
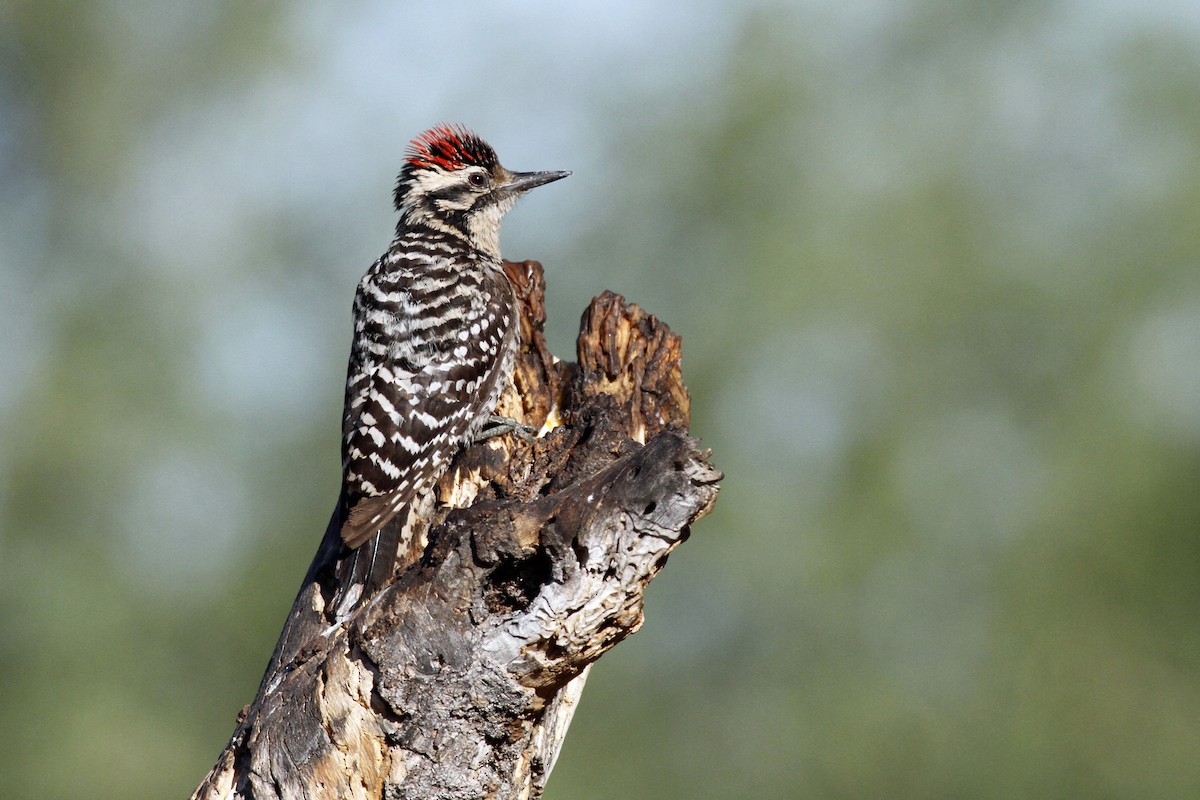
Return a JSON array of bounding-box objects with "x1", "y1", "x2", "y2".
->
[{"x1": 428, "y1": 185, "x2": 463, "y2": 202}]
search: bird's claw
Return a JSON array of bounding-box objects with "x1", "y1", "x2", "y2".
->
[{"x1": 476, "y1": 414, "x2": 537, "y2": 442}]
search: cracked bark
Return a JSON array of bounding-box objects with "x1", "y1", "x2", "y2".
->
[{"x1": 191, "y1": 261, "x2": 720, "y2": 800}]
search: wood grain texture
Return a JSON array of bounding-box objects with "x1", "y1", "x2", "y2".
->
[{"x1": 192, "y1": 261, "x2": 720, "y2": 800}]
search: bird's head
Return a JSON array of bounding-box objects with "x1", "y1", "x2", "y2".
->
[{"x1": 394, "y1": 124, "x2": 569, "y2": 257}]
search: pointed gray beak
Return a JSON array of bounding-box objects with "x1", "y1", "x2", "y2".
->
[{"x1": 503, "y1": 170, "x2": 571, "y2": 194}]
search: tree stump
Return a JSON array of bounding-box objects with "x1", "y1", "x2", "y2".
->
[{"x1": 192, "y1": 261, "x2": 721, "y2": 800}]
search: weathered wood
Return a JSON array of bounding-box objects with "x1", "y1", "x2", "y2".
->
[{"x1": 192, "y1": 261, "x2": 720, "y2": 800}]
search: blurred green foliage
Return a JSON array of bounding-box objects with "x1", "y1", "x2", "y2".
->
[{"x1": 1, "y1": 2, "x2": 1198, "y2": 798}]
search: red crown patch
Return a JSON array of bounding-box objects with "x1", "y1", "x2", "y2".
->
[{"x1": 404, "y1": 124, "x2": 497, "y2": 171}]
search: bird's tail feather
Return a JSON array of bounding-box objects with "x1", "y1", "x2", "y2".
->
[{"x1": 330, "y1": 498, "x2": 427, "y2": 619}]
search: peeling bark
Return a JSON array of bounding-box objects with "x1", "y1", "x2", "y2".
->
[{"x1": 192, "y1": 262, "x2": 720, "y2": 800}]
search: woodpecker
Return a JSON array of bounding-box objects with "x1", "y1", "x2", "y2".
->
[{"x1": 331, "y1": 124, "x2": 569, "y2": 613}]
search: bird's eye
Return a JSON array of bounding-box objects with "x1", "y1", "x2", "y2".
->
[{"x1": 467, "y1": 172, "x2": 489, "y2": 189}]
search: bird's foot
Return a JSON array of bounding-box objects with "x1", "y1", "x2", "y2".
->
[{"x1": 476, "y1": 414, "x2": 538, "y2": 443}]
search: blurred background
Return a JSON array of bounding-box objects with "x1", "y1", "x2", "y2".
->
[{"x1": 2, "y1": 1, "x2": 1199, "y2": 798}]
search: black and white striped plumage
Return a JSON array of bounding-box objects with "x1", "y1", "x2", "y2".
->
[{"x1": 332, "y1": 124, "x2": 568, "y2": 611}]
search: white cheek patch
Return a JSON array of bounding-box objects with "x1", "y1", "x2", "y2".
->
[
  {"x1": 411, "y1": 168, "x2": 462, "y2": 193},
  {"x1": 403, "y1": 168, "x2": 472, "y2": 210}
]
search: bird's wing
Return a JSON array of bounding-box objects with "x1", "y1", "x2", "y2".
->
[{"x1": 340, "y1": 354, "x2": 490, "y2": 548}]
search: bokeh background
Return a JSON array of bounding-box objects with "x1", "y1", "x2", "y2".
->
[{"x1": 2, "y1": 2, "x2": 1199, "y2": 798}]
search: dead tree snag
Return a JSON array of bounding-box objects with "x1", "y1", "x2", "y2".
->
[{"x1": 192, "y1": 261, "x2": 720, "y2": 800}]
